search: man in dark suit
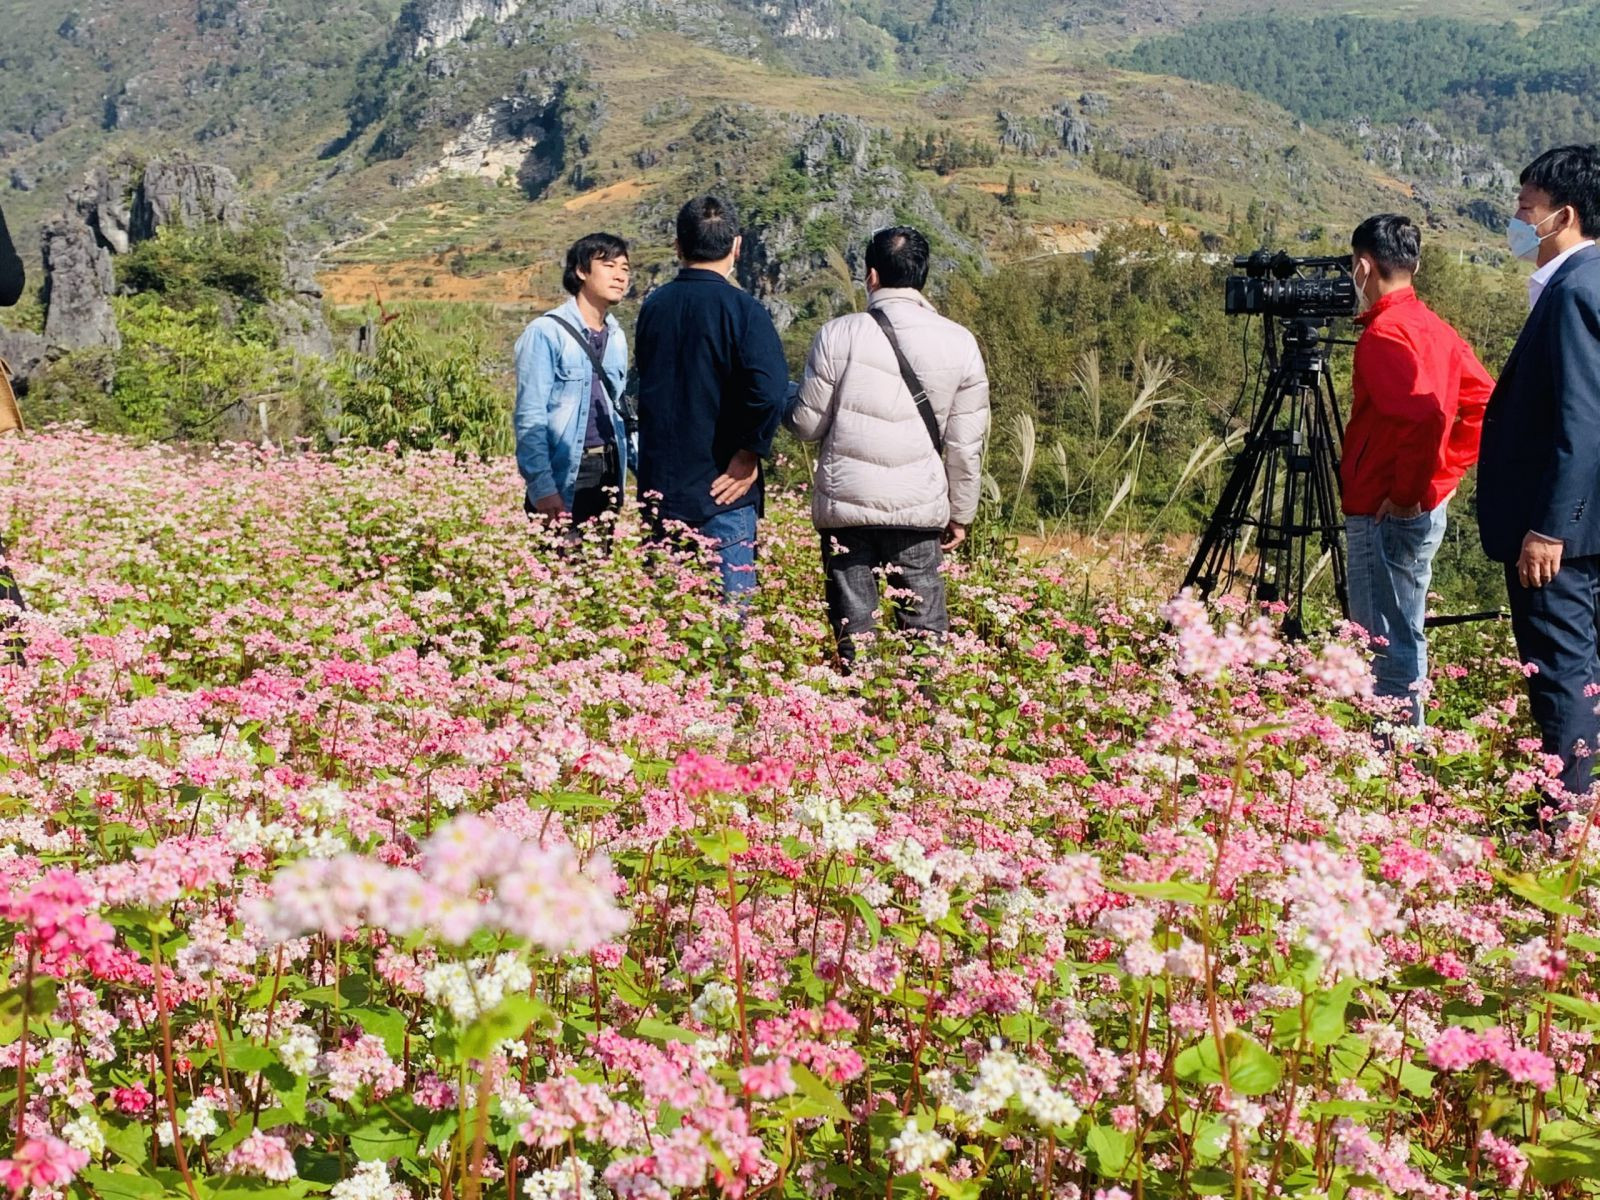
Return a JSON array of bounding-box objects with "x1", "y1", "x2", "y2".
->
[
  {"x1": 1478, "y1": 144, "x2": 1600, "y2": 807},
  {"x1": 0, "y1": 203, "x2": 24, "y2": 617}
]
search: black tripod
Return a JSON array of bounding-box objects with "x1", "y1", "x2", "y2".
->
[{"x1": 1183, "y1": 319, "x2": 1348, "y2": 640}]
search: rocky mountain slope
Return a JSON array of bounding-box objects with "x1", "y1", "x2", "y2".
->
[{"x1": 0, "y1": 0, "x2": 1554, "y2": 344}]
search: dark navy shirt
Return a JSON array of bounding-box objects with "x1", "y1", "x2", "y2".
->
[
  {"x1": 633, "y1": 268, "x2": 791, "y2": 526},
  {"x1": 583, "y1": 325, "x2": 613, "y2": 448}
]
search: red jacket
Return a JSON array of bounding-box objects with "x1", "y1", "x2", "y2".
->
[{"x1": 1342, "y1": 287, "x2": 1494, "y2": 516}]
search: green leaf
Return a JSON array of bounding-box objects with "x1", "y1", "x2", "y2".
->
[
  {"x1": 1175, "y1": 1033, "x2": 1283, "y2": 1095},
  {"x1": 924, "y1": 1173, "x2": 984, "y2": 1200},
  {"x1": 219, "y1": 1040, "x2": 277, "y2": 1073},
  {"x1": 459, "y1": 992, "x2": 550, "y2": 1062},
  {"x1": 1086, "y1": 1123, "x2": 1132, "y2": 1175},
  {"x1": 1274, "y1": 981, "x2": 1354, "y2": 1048},
  {"x1": 1524, "y1": 1139, "x2": 1600, "y2": 1185},
  {"x1": 1189, "y1": 1169, "x2": 1235, "y2": 1195},
  {"x1": 632, "y1": 1018, "x2": 702, "y2": 1045},
  {"x1": 789, "y1": 1063, "x2": 851, "y2": 1123},
  {"x1": 850, "y1": 894, "x2": 883, "y2": 949},
  {"x1": 1496, "y1": 870, "x2": 1585, "y2": 917},
  {"x1": 208, "y1": 1121, "x2": 254, "y2": 1155},
  {"x1": 0, "y1": 979, "x2": 59, "y2": 1022},
  {"x1": 347, "y1": 1116, "x2": 418, "y2": 1162},
  {"x1": 264, "y1": 1065, "x2": 308, "y2": 1124},
  {"x1": 80, "y1": 1169, "x2": 165, "y2": 1199},
  {"x1": 422, "y1": 1113, "x2": 460, "y2": 1157},
  {"x1": 1397, "y1": 1061, "x2": 1436, "y2": 1098},
  {"x1": 693, "y1": 829, "x2": 748, "y2": 865},
  {"x1": 1106, "y1": 877, "x2": 1218, "y2": 905},
  {"x1": 102, "y1": 1120, "x2": 150, "y2": 1166},
  {"x1": 1566, "y1": 933, "x2": 1600, "y2": 954},
  {"x1": 345, "y1": 1006, "x2": 410, "y2": 1057},
  {"x1": 542, "y1": 791, "x2": 613, "y2": 812},
  {"x1": 1546, "y1": 993, "x2": 1600, "y2": 1025}
]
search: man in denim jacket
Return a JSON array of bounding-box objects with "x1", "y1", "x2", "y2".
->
[{"x1": 514, "y1": 233, "x2": 634, "y2": 533}]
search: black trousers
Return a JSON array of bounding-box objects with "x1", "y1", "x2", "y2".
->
[
  {"x1": 0, "y1": 532, "x2": 22, "y2": 613},
  {"x1": 524, "y1": 444, "x2": 622, "y2": 543},
  {"x1": 1505, "y1": 554, "x2": 1600, "y2": 797},
  {"x1": 819, "y1": 527, "x2": 948, "y2": 660},
  {"x1": 570, "y1": 444, "x2": 622, "y2": 526}
]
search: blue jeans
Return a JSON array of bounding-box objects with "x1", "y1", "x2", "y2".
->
[
  {"x1": 649, "y1": 506, "x2": 759, "y2": 601},
  {"x1": 1344, "y1": 500, "x2": 1449, "y2": 725},
  {"x1": 699, "y1": 506, "x2": 758, "y2": 599}
]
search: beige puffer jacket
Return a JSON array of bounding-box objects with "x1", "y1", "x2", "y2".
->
[{"x1": 787, "y1": 289, "x2": 990, "y2": 531}]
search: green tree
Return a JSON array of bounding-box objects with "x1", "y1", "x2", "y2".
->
[{"x1": 333, "y1": 314, "x2": 511, "y2": 459}]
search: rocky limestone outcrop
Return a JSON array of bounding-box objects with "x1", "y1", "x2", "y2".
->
[
  {"x1": 1054, "y1": 104, "x2": 1093, "y2": 156},
  {"x1": 408, "y1": 86, "x2": 571, "y2": 197},
  {"x1": 998, "y1": 110, "x2": 1044, "y2": 156},
  {"x1": 41, "y1": 214, "x2": 119, "y2": 352},
  {"x1": 69, "y1": 160, "x2": 138, "y2": 255},
  {"x1": 399, "y1": 0, "x2": 529, "y2": 58},
  {"x1": 18, "y1": 159, "x2": 331, "y2": 383},
  {"x1": 133, "y1": 161, "x2": 247, "y2": 240},
  {"x1": 1345, "y1": 117, "x2": 1515, "y2": 193},
  {"x1": 662, "y1": 110, "x2": 982, "y2": 331},
  {"x1": 762, "y1": 0, "x2": 841, "y2": 40}
]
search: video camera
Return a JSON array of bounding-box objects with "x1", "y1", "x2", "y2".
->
[{"x1": 1224, "y1": 250, "x2": 1358, "y2": 321}]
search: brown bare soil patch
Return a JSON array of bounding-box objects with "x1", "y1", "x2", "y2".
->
[
  {"x1": 319, "y1": 261, "x2": 549, "y2": 306},
  {"x1": 562, "y1": 178, "x2": 649, "y2": 212}
]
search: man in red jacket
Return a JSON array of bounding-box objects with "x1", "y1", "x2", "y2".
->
[{"x1": 1343, "y1": 214, "x2": 1495, "y2": 726}]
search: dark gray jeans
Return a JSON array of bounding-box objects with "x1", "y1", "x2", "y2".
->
[{"x1": 819, "y1": 527, "x2": 948, "y2": 660}]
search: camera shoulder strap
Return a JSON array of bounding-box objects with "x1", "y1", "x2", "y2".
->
[
  {"x1": 868, "y1": 307, "x2": 943, "y2": 456},
  {"x1": 545, "y1": 314, "x2": 620, "y2": 406}
]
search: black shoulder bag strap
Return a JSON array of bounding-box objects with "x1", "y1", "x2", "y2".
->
[
  {"x1": 546, "y1": 314, "x2": 618, "y2": 404},
  {"x1": 545, "y1": 313, "x2": 637, "y2": 435},
  {"x1": 868, "y1": 307, "x2": 943, "y2": 456}
]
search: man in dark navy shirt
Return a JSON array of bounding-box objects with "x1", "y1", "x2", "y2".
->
[{"x1": 634, "y1": 196, "x2": 791, "y2": 599}]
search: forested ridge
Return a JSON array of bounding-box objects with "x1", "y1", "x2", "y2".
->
[{"x1": 1121, "y1": 9, "x2": 1600, "y2": 162}]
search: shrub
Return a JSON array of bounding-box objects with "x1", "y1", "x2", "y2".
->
[{"x1": 332, "y1": 313, "x2": 511, "y2": 458}]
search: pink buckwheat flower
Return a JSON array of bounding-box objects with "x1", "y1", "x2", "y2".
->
[
  {"x1": 223, "y1": 1130, "x2": 297, "y2": 1182},
  {"x1": 0, "y1": 1137, "x2": 90, "y2": 1195},
  {"x1": 739, "y1": 1059, "x2": 797, "y2": 1100}
]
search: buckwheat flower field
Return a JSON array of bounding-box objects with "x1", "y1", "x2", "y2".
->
[{"x1": 2, "y1": 431, "x2": 1598, "y2": 1200}]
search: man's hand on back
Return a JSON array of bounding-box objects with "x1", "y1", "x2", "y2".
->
[
  {"x1": 710, "y1": 449, "x2": 759, "y2": 506},
  {"x1": 1518, "y1": 531, "x2": 1565, "y2": 589},
  {"x1": 942, "y1": 521, "x2": 967, "y2": 551}
]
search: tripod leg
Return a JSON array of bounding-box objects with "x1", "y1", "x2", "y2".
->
[{"x1": 1183, "y1": 381, "x2": 1284, "y2": 600}]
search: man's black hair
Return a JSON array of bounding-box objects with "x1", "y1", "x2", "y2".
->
[
  {"x1": 1521, "y1": 144, "x2": 1600, "y2": 238},
  {"x1": 865, "y1": 226, "x2": 931, "y2": 291},
  {"x1": 1351, "y1": 214, "x2": 1421, "y2": 278},
  {"x1": 562, "y1": 232, "x2": 629, "y2": 296},
  {"x1": 676, "y1": 195, "x2": 740, "y2": 264}
]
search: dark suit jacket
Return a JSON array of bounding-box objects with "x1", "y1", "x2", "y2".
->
[
  {"x1": 1477, "y1": 243, "x2": 1600, "y2": 563},
  {"x1": 0, "y1": 206, "x2": 23, "y2": 308}
]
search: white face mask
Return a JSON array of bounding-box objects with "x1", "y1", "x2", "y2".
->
[
  {"x1": 1507, "y1": 208, "x2": 1564, "y2": 262},
  {"x1": 1353, "y1": 259, "x2": 1374, "y2": 312}
]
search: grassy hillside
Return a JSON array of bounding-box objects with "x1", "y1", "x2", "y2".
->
[{"x1": 308, "y1": 26, "x2": 1435, "y2": 316}]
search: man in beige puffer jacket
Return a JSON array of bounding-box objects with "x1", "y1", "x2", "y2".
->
[{"x1": 787, "y1": 226, "x2": 990, "y2": 661}]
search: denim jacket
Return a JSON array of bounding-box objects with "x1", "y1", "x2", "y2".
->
[{"x1": 513, "y1": 297, "x2": 633, "y2": 508}]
